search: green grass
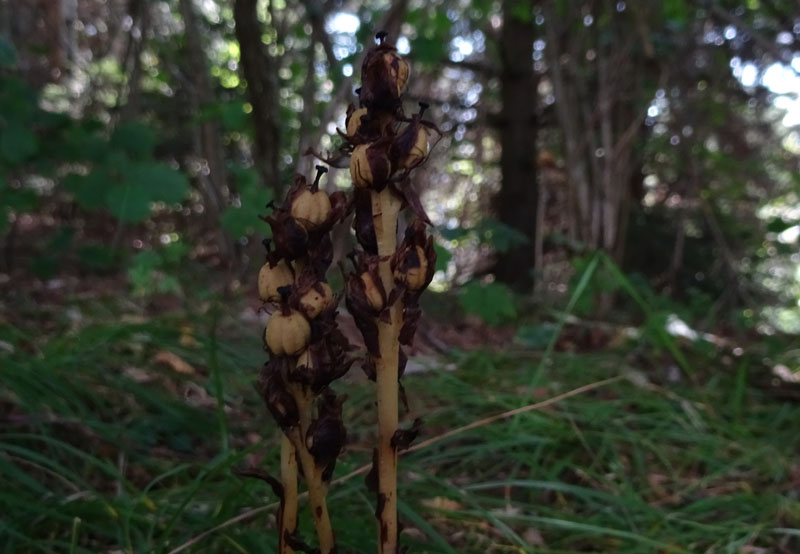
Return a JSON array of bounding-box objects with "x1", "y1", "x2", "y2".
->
[{"x1": 2, "y1": 296, "x2": 800, "y2": 553}]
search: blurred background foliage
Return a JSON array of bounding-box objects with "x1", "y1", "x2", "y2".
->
[
  {"x1": 2, "y1": 0, "x2": 800, "y2": 333},
  {"x1": 4, "y1": 0, "x2": 800, "y2": 552}
]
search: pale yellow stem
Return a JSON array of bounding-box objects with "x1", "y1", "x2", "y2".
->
[
  {"x1": 371, "y1": 187, "x2": 402, "y2": 554},
  {"x1": 279, "y1": 435, "x2": 298, "y2": 554},
  {"x1": 288, "y1": 384, "x2": 336, "y2": 554}
]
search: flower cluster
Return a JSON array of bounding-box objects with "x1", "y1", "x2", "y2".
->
[
  {"x1": 341, "y1": 32, "x2": 439, "y2": 554},
  {"x1": 256, "y1": 166, "x2": 352, "y2": 554},
  {"x1": 252, "y1": 31, "x2": 440, "y2": 554}
]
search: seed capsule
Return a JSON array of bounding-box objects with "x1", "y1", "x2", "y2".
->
[
  {"x1": 346, "y1": 107, "x2": 368, "y2": 137},
  {"x1": 265, "y1": 309, "x2": 311, "y2": 357},
  {"x1": 350, "y1": 143, "x2": 391, "y2": 190},
  {"x1": 257, "y1": 260, "x2": 294, "y2": 302},
  {"x1": 383, "y1": 51, "x2": 410, "y2": 97},
  {"x1": 290, "y1": 189, "x2": 332, "y2": 231},
  {"x1": 394, "y1": 245, "x2": 429, "y2": 291},
  {"x1": 359, "y1": 34, "x2": 408, "y2": 108},
  {"x1": 360, "y1": 271, "x2": 384, "y2": 311},
  {"x1": 299, "y1": 282, "x2": 333, "y2": 319},
  {"x1": 399, "y1": 126, "x2": 429, "y2": 169}
]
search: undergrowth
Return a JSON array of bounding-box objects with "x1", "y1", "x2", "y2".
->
[{"x1": 2, "y1": 296, "x2": 800, "y2": 553}]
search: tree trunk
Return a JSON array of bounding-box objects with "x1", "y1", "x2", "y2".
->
[
  {"x1": 492, "y1": 0, "x2": 538, "y2": 290},
  {"x1": 118, "y1": 0, "x2": 149, "y2": 123},
  {"x1": 233, "y1": 0, "x2": 281, "y2": 193},
  {"x1": 178, "y1": 0, "x2": 232, "y2": 261},
  {"x1": 178, "y1": 0, "x2": 227, "y2": 218}
]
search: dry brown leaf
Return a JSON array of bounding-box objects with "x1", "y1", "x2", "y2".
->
[
  {"x1": 647, "y1": 472, "x2": 669, "y2": 500},
  {"x1": 422, "y1": 496, "x2": 464, "y2": 511},
  {"x1": 179, "y1": 325, "x2": 201, "y2": 348},
  {"x1": 152, "y1": 350, "x2": 196, "y2": 375},
  {"x1": 183, "y1": 382, "x2": 215, "y2": 408},
  {"x1": 123, "y1": 366, "x2": 156, "y2": 383},
  {"x1": 523, "y1": 528, "x2": 546, "y2": 547}
]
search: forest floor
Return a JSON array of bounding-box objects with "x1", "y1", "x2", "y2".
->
[{"x1": 2, "y1": 285, "x2": 800, "y2": 554}]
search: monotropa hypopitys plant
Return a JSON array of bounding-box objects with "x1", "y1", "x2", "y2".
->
[
  {"x1": 250, "y1": 31, "x2": 440, "y2": 554},
  {"x1": 342, "y1": 31, "x2": 439, "y2": 554},
  {"x1": 255, "y1": 165, "x2": 352, "y2": 554}
]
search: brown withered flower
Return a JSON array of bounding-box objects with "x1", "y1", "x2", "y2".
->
[
  {"x1": 352, "y1": 189, "x2": 378, "y2": 254},
  {"x1": 257, "y1": 359, "x2": 299, "y2": 431},
  {"x1": 391, "y1": 104, "x2": 433, "y2": 171},
  {"x1": 306, "y1": 391, "x2": 347, "y2": 482},
  {"x1": 265, "y1": 210, "x2": 309, "y2": 261},
  {"x1": 345, "y1": 253, "x2": 390, "y2": 357},
  {"x1": 392, "y1": 219, "x2": 437, "y2": 295},
  {"x1": 350, "y1": 139, "x2": 393, "y2": 191},
  {"x1": 359, "y1": 31, "x2": 409, "y2": 110},
  {"x1": 292, "y1": 332, "x2": 353, "y2": 393},
  {"x1": 346, "y1": 106, "x2": 368, "y2": 138}
]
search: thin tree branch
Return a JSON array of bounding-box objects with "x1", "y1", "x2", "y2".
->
[{"x1": 702, "y1": 2, "x2": 798, "y2": 70}]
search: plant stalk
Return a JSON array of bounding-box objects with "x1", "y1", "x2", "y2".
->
[
  {"x1": 371, "y1": 187, "x2": 402, "y2": 554},
  {"x1": 278, "y1": 435, "x2": 298, "y2": 554},
  {"x1": 288, "y1": 385, "x2": 336, "y2": 554}
]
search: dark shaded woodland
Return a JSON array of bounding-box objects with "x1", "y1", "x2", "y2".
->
[{"x1": 3, "y1": 1, "x2": 800, "y2": 553}]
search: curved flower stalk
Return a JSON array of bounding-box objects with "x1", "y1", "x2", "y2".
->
[
  {"x1": 342, "y1": 32, "x2": 440, "y2": 554},
  {"x1": 256, "y1": 166, "x2": 352, "y2": 554}
]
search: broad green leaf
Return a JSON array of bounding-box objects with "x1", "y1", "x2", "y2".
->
[
  {"x1": 433, "y1": 242, "x2": 452, "y2": 273},
  {"x1": 663, "y1": 0, "x2": 689, "y2": 27},
  {"x1": 127, "y1": 162, "x2": 189, "y2": 204},
  {"x1": 0, "y1": 76, "x2": 37, "y2": 119},
  {"x1": 106, "y1": 182, "x2": 152, "y2": 222},
  {"x1": 0, "y1": 123, "x2": 37, "y2": 165},
  {"x1": 30, "y1": 254, "x2": 61, "y2": 279},
  {"x1": 60, "y1": 124, "x2": 109, "y2": 163},
  {"x1": 459, "y1": 281, "x2": 517, "y2": 326},
  {"x1": 127, "y1": 250, "x2": 165, "y2": 296},
  {"x1": 105, "y1": 163, "x2": 188, "y2": 222},
  {"x1": 111, "y1": 121, "x2": 156, "y2": 159},
  {"x1": 0, "y1": 180, "x2": 38, "y2": 213},
  {"x1": 515, "y1": 323, "x2": 557, "y2": 349},
  {"x1": 767, "y1": 218, "x2": 795, "y2": 234},
  {"x1": 161, "y1": 241, "x2": 189, "y2": 265},
  {"x1": 220, "y1": 101, "x2": 248, "y2": 132},
  {"x1": 509, "y1": 0, "x2": 533, "y2": 23},
  {"x1": 477, "y1": 219, "x2": 529, "y2": 253},
  {"x1": 410, "y1": 36, "x2": 448, "y2": 65},
  {"x1": 438, "y1": 225, "x2": 471, "y2": 242},
  {"x1": 63, "y1": 171, "x2": 109, "y2": 211},
  {"x1": 221, "y1": 168, "x2": 270, "y2": 239},
  {"x1": 0, "y1": 34, "x2": 17, "y2": 68},
  {"x1": 126, "y1": 246, "x2": 183, "y2": 296},
  {"x1": 78, "y1": 244, "x2": 118, "y2": 271}
]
